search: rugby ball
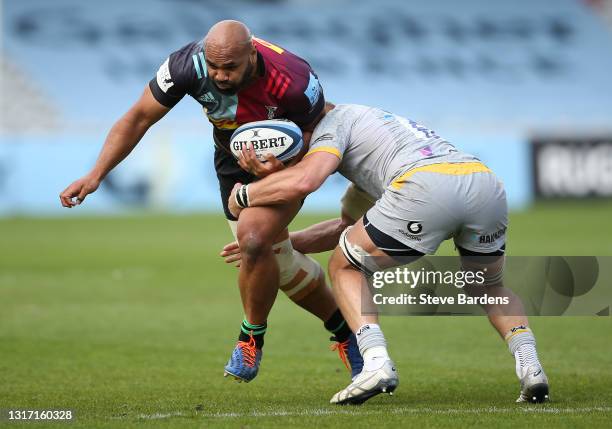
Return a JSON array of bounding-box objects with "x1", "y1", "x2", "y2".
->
[{"x1": 230, "y1": 119, "x2": 303, "y2": 163}]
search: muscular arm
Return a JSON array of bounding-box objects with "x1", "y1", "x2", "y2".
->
[
  {"x1": 60, "y1": 86, "x2": 170, "y2": 207},
  {"x1": 221, "y1": 211, "x2": 356, "y2": 264},
  {"x1": 90, "y1": 85, "x2": 170, "y2": 181},
  {"x1": 221, "y1": 182, "x2": 373, "y2": 262},
  {"x1": 243, "y1": 151, "x2": 341, "y2": 207},
  {"x1": 289, "y1": 210, "x2": 357, "y2": 254}
]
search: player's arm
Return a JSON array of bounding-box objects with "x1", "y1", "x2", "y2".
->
[
  {"x1": 90, "y1": 86, "x2": 170, "y2": 180},
  {"x1": 288, "y1": 183, "x2": 374, "y2": 253},
  {"x1": 221, "y1": 183, "x2": 373, "y2": 262},
  {"x1": 221, "y1": 212, "x2": 352, "y2": 266},
  {"x1": 59, "y1": 86, "x2": 170, "y2": 207},
  {"x1": 288, "y1": 211, "x2": 356, "y2": 254},
  {"x1": 229, "y1": 150, "x2": 340, "y2": 218},
  {"x1": 60, "y1": 46, "x2": 193, "y2": 207}
]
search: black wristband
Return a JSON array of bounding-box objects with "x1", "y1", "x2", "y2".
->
[
  {"x1": 235, "y1": 184, "x2": 250, "y2": 208},
  {"x1": 241, "y1": 184, "x2": 250, "y2": 207}
]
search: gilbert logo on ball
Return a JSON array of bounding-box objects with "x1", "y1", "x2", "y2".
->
[{"x1": 230, "y1": 119, "x2": 303, "y2": 163}]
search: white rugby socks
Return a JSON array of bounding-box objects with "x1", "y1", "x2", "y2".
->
[
  {"x1": 505, "y1": 326, "x2": 541, "y2": 378},
  {"x1": 356, "y1": 323, "x2": 390, "y2": 371}
]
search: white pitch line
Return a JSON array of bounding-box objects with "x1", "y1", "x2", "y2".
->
[
  {"x1": 132, "y1": 406, "x2": 612, "y2": 420},
  {"x1": 135, "y1": 411, "x2": 187, "y2": 420}
]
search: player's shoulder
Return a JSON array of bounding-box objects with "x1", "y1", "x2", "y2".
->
[
  {"x1": 151, "y1": 39, "x2": 204, "y2": 106},
  {"x1": 327, "y1": 104, "x2": 372, "y2": 122},
  {"x1": 166, "y1": 40, "x2": 204, "y2": 77},
  {"x1": 255, "y1": 37, "x2": 315, "y2": 94}
]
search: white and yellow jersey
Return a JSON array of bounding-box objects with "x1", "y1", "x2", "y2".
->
[{"x1": 307, "y1": 104, "x2": 479, "y2": 199}]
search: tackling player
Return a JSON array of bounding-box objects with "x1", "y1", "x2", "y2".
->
[
  {"x1": 227, "y1": 103, "x2": 550, "y2": 404},
  {"x1": 59, "y1": 21, "x2": 362, "y2": 383}
]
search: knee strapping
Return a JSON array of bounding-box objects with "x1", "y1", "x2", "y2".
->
[
  {"x1": 274, "y1": 238, "x2": 323, "y2": 301},
  {"x1": 339, "y1": 226, "x2": 380, "y2": 276}
]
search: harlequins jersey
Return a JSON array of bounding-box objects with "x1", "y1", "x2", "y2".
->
[{"x1": 149, "y1": 37, "x2": 325, "y2": 152}]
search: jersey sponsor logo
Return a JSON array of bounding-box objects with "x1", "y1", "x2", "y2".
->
[
  {"x1": 397, "y1": 116, "x2": 439, "y2": 139},
  {"x1": 304, "y1": 72, "x2": 321, "y2": 107},
  {"x1": 156, "y1": 58, "x2": 174, "y2": 93},
  {"x1": 478, "y1": 227, "x2": 506, "y2": 244},
  {"x1": 266, "y1": 105, "x2": 278, "y2": 119},
  {"x1": 407, "y1": 221, "x2": 423, "y2": 234},
  {"x1": 398, "y1": 221, "x2": 423, "y2": 241},
  {"x1": 232, "y1": 135, "x2": 288, "y2": 152}
]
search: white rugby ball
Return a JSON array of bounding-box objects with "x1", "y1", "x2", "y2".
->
[{"x1": 230, "y1": 119, "x2": 303, "y2": 163}]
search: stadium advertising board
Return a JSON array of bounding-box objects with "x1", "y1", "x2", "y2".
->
[{"x1": 532, "y1": 138, "x2": 612, "y2": 198}]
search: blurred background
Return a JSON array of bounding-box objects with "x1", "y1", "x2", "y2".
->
[
  {"x1": 1, "y1": 1, "x2": 612, "y2": 426},
  {"x1": 2, "y1": 0, "x2": 612, "y2": 215}
]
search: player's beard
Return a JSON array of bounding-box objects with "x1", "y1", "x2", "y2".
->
[{"x1": 214, "y1": 60, "x2": 256, "y2": 95}]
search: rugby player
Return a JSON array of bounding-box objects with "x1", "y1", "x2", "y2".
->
[
  {"x1": 59, "y1": 21, "x2": 362, "y2": 383},
  {"x1": 227, "y1": 103, "x2": 550, "y2": 404}
]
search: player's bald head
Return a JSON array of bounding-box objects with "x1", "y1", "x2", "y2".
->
[
  {"x1": 204, "y1": 20, "x2": 253, "y2": 55},
  {"x1": 203, "y1": 20, "x2": 258, "y2": 94}
]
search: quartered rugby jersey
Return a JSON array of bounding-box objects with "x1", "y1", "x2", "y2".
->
[{"x1": 149, "y1": 37, "x2": 325, "y2": 151}]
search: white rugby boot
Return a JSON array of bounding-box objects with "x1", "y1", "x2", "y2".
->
[
  {"x1": 516, "y1": 364, "x2": 550, "y2": 403},
  {"x1": 330, "y1": 359, "x2": 398, "y2": 405}
]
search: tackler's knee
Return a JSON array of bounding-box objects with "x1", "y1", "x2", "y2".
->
[{"x1": 338, "y1": 226, "x2": 380, "y2": 277}]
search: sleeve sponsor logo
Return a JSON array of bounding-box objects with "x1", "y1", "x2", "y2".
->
[
  {"x1": 313, "y1": 133, "x2": 334, "y2": 143},
  {"x1": 156, "y1": 57, "x2": 174, "y2": 93},
  {"x1": 304, "y1": 72, "x2": 321, "y2": 107}
]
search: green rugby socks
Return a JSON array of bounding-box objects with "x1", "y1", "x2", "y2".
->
[{"x1": 238, "y1": 319, "x2": 267, "y2": 349}]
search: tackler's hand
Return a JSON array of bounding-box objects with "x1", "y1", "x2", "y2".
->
[
  {"x1": 228, "y1": 182, "x2": 244, "y2": 219},
  {"x1": 220, "y1": 240, "x2": 242, "y2": 267}
]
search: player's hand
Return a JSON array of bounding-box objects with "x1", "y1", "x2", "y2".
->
[
  {"x1": 228, "y1": 182, "x2": 244, "y2": 219},
  {"x1": 59, "y1": 174, "x2": 101, "y2": 208},
  {"x1": 237, "y1": 142, "x2": 285, "y2": 177},
  {"x1": 220, "y1": 241, "x2": 242, "y2": 267}
]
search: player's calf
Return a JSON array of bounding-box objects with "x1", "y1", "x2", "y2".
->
[
  {"x1": 275, "y1": 238, "x2": 364, "y2": 377},
  {"x1": 460, "y1": 248, "x2": 549, "y2": 403},
  {"x1": 222, "y1": 226, "x2": 363, "y2": 381}
]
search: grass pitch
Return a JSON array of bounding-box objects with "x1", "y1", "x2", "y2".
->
[{"x1": 1, "y1": 202, "x2": 611, "y2": 428}]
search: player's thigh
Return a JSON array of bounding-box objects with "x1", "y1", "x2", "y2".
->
[
  {"x1": 454, "y1": 173, "x2": 508, "y2": 253},
  {"x1": 331, "y1": 216, "x2": 424, "y2": 277},
  {"x1": 364, "y1": 176, "x2": 454, "y2": 255},
  {"x1": 236, "y1": 201, "x2": 301, "y2": 246}
]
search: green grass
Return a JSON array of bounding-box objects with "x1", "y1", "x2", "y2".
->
[{"x1": 1, "y1": 201, "x2": 611, "y2": 428}]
